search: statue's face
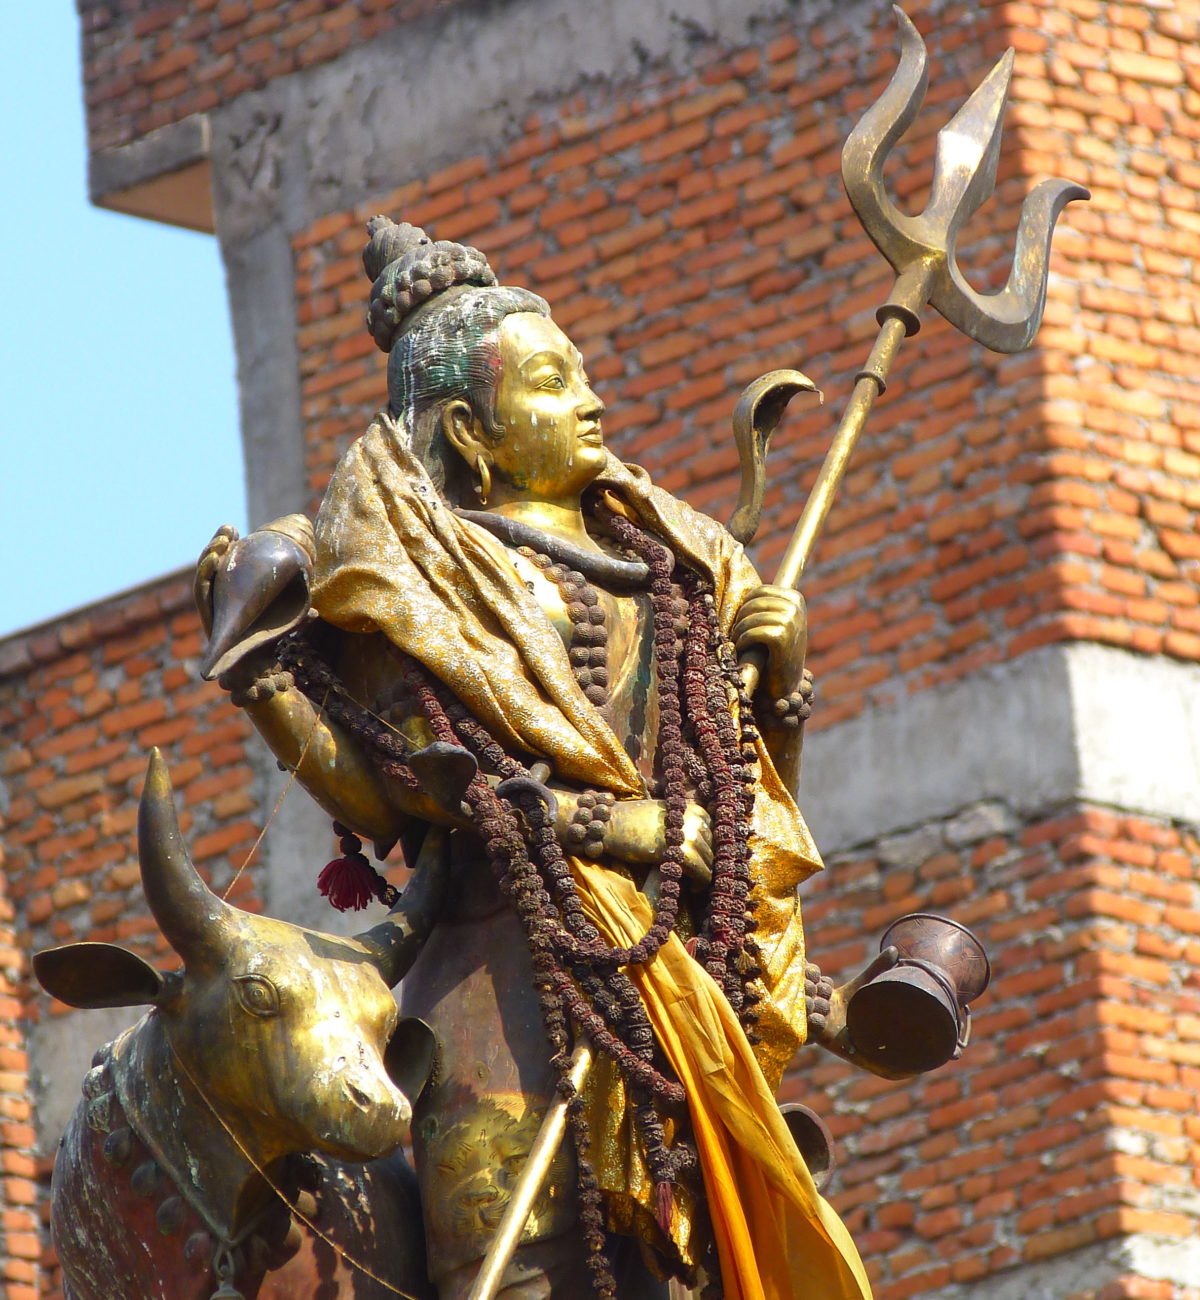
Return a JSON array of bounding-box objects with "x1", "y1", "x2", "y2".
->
[{"x1": 488, "y1": 313, "x2": 606, "y2": 500}]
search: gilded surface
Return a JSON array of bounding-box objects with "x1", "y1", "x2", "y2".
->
[
  {"x1": 424, "y1": 1095, "x2": 574, "y2": 1268},
  {"x1": 313, "y1": 408, "x2": 822, "y2": 1081}
]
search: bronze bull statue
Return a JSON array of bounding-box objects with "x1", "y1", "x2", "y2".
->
[{"x1": 35, "y1": 751, "x2": 441, "y2": 1300}]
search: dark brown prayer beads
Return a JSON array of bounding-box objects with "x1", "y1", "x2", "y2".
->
[{"x1": 517, "y1": 546, "x2": 609, "y2": 706}]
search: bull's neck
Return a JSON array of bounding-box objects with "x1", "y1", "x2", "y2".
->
[{"x1": 112, "y1": 1015, "x2": 291, "y2": 1241}]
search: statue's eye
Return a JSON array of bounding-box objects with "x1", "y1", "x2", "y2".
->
[
  {"x1": 234, "y1": 975, "x2": 281, "y2": 1018},
  {"x1": 539, "y1": 373, "x2": 565, "y2": 390}
]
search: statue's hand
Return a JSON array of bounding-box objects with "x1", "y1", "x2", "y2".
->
[
  {"x1": 804, "y1": 947, "x2": 913, "y2": 1079},
  {"x1": 569, "y1": 797, "x2": 713, "y2": 885},
  {"x1": 194, "y1": 525, "x2": 240, "y2": 638},
  {"x1": 732, "y1": 585, "x2": 807, "y2": 702}
]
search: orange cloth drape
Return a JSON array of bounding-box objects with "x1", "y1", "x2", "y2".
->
[{"x1": 574, "y1": 860, "x2": 873, "y2": 1300}]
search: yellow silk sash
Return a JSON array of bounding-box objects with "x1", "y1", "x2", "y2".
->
[{"x1": 573, "y1": 861, "x2": 873, "y2": 1300}]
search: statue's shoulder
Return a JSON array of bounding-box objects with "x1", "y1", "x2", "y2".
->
[{"x1": 602, "y1": 458, "x2": 755, "y2": 584}]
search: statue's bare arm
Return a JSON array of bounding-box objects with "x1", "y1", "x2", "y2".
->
[{"x1": 238, "y1": 688, "x2": 460, "y2": 844}]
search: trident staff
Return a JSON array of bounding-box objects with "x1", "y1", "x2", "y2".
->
[
  {"x1": 467, "y1": 9, "x2": 1087, "y2": 1297},
  {"x1": 739, "y1": 5, "x2": 1088, "y2": 693}
]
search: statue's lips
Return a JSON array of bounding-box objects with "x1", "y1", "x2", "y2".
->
[{"x1": 577, "y1": 424, "x2": 603, "y2": 445}]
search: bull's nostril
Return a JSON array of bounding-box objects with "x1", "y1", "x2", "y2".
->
[{"x1": 345, "y1": 1082, "x2": 371, "y2": 1110}]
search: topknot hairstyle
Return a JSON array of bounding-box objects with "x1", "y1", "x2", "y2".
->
[{"x1": 364, "y1": 215, "x2": 497, "y2": 353}]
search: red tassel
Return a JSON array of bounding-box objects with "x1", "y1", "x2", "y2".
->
[
  {"x1": 317, "y1": 856, "x2": 378, "y2": 912},
  {"x1": 654, "y1": 1180, "x2": 674, "y2": 1235}
]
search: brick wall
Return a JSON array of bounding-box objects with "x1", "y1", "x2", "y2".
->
[
  {"x1": 289, "y1": 0, "x2": 1200, "y2": 730},
  {"x1": 77, "y1": 0, "x2": 460, "y2": 153},
  {"x1": 788, "y1": 801, "x2": 1200, "y2": 1300},
  {"x1": 1013, "y1": 2, "x2": 1200, "y2": 668},
  {"x1": 0, "y1": 574, "x2": 267, "y2": 1298},
  {"x1": 0, "y1": 863, "x2": 38, "y2": 1300}
]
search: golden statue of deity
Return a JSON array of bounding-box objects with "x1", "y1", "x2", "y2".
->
[
  {"x1": 31, "y1": 12, "x2": 1081, "y2": 1299},
  {"x1": 195, "y1": 214, "x2": 870, "y2": 1299},
  {"x1": 184, "y1": 7, "x2": 1089, "y2": 1285}
]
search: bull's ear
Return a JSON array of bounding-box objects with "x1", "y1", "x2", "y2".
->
[
  {"x1": 34, "y1": 943, "x2": 176, "y2": 1009},
  {"x1": 384, "y1": 1017, "x2": 437, "y2": 1106}
]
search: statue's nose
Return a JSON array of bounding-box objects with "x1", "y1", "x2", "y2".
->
[{"x1": 579, "y1": 391, "x2": 604, "y2": 419}]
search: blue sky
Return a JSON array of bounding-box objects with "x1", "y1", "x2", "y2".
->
[{"x1": 0, "y1": 9, "x2": 245, "y2": 638}]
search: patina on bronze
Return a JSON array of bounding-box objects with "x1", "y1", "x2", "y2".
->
[{"x1": 845, "y1": 914, "x2": 992, "y2": 1076}]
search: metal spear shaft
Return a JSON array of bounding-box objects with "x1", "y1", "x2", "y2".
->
[
  {"x1": 739, "y1": 268, "x2": 926, "y2": 695},
  {"x1": 466, "y1": 1040, "x2": 594, "y2": 1300}
]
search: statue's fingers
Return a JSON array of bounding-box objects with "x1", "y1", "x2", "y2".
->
[
  {"x1": 686, "y1": 819, "x2": 714, "y2": 869},
  {"x1": 735, "y1": 595, "x2": 800, "y2": 622},
  {"x1": 197, "y1": 523, "x2": 238, "y2": 565},
  {"x1": 750, "y1": 585, "x2": 804, "y2": 608},
  {"x1": 734, "y1": 611, "x2": 793, "y2": 635},
  {"x1": 733, "y1": 622, "x2": 789, "y2": 653}
]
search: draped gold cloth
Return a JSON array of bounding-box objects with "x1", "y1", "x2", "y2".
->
[
  {"x1": 312, "y1": 414, "x2": 870, "y2": 1297},
  {"x1": 577, "y1": 862, "x2": 871, "y2": 1300}
]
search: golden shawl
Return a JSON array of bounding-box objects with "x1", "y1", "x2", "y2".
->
[{"x1": 312, "y1": 415, "x2": 870, "y2": 1299}]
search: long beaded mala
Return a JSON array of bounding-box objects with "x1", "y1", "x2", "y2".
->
[
  {"x1": 282, "y1": 506, "x2": 769, "y2": 1299},
  {"x1": 515, "y1": 547, "x2": 609, "y2": 705}
]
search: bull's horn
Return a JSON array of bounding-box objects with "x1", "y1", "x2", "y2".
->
[{"x1": 138, "y1": 750, "x2": 231, "y2": 961}]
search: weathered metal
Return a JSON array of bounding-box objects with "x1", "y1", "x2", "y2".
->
[
  {"x1": 198, "y1": 519, "x2": 315, "y2": 682},
  {"x1": 728, "y1": 369, "x2": 822, "y2": 545},
  {"x1": 465, "y1": 1041, "x2": 594, "y2": 1300},
  {"x1": 844, "y1": 914, "x2": 992, "y2": 1075}
]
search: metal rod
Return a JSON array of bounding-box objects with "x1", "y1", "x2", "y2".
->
[
  {"x1": 741, "y1": 266, "x2": 932, "y2": 697},
  {"x1": 466, "y1": 1040, "x2": 594, "y2": 1300},
  {"x1": 773, "y1": 312, "x2": 910, "y2": 593}
]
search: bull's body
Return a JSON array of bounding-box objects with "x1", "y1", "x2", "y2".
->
[
  {"x1": 38, "y1": 752, "x2": 441, "y2": 1300},
  {"x1": 53, "y1": 1024, "x2": 432, "y2": 1300}
]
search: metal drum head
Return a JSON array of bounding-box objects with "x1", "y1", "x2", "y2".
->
[{"x1": 846, "y1": 965, "x2": 961, "y2": 1076}]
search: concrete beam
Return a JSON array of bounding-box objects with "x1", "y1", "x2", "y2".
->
[
  {"x1": 89, "y1": 115, "x2": 214, "y2": 234},
  {"x1": 802, "y1": 643, "x2": 1200, "y2": 853},
  {"x1": 207, "y1": 0, "x2": 853, "y2": 243},
  {"x1": 30, "y1": 1007, "x2": 139, "y2": 1158}
]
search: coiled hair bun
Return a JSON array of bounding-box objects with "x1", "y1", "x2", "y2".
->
[{"x1": 363, "y1": 215, "x2": 498, "y2": 353}]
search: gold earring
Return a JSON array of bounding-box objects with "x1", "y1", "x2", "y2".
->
[{"x1": 475, "y1": 456, "x2": 491, "y2": 507}]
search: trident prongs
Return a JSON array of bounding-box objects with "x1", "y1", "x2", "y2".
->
[
  {"x1": 738, "y1": 6, "x2": 1088, "y2": 695},
  {"x1": 842, "y1": 6, "x2": 1090, "y2": 353}
]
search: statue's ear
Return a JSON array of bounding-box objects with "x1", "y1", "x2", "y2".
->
[
  {"x1": 440, "y1": 399, "x2": 488, "y2": 464},
  {"x1": 34, "y1": 943, "x2": 177, "y2": 1010}
]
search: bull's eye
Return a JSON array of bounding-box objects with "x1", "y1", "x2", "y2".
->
[{"x1": 233, "y1": 975, "x2": 281, "y2": 1018}]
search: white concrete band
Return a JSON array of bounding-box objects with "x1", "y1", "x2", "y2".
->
[{"x1": 802, "y1": 643, "x2": 1200, "y2": 853}]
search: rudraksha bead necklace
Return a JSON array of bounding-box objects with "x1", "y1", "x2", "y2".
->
[{"x1": 516, "y1": 546, "x2": 609, "y2": 706}]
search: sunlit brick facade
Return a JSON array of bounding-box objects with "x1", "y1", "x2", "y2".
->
[{"x1": 2, "y1": 1, "x2": 1197, "y2": 1296}]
